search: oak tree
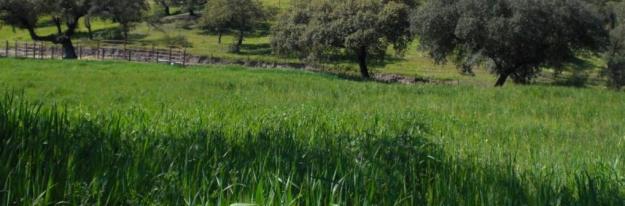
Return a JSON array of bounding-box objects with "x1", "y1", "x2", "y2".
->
[
  {"x1": 271, "y1": 0, "x2": 414, "y2": 79},
  {"x1": 200, "y1": 0, "x2": 268, "y2": 53},
  {"x1": 412, "y1": 0, "x2": 608, "y2": 86}
]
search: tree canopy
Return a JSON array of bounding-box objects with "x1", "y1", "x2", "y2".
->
[
  {"x1": 0, "y1": 0, "x2": 148, "y2": 58},
  {"x1": 154, "y1": 0, "x2": 206, "y2": 16},
  {"x1": 412, "y1": 0, "x2": 609, "y2": 86},
  {"x1": 200, "y1": 0, "x2": 268, "y2": 53},
  {"x1": 98, "y1": 0, "x2": 149, "y2": 41},
  {"x1": 0, "y1": 0, "x2": 101, "y2": 58},
  {"x1": 271, "y1": 0, "x2": 414, "y2": 79}
]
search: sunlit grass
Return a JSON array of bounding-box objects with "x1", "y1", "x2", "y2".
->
[{"x1": 1, "y1": 59, "x2": 624, "y2": 204}]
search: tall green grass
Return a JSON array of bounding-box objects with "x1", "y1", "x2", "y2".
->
[
  {"x1": 1, "y1": 59, "x2": 625, "y2": 205},
  {"x1": 1, "y1": 92, "x2": 624, "y2": 205}
]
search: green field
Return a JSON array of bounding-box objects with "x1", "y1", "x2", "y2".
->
[{"x1": 1, "y1": 58, "x2": 624, "y2": 205}]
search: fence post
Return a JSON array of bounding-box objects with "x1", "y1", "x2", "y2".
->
[
  {"x1": 31, "y1": 42, "x2": 34, "y2": 59},
  {"x1": 51, "y1": 46, "x2": 55, "y2": 59},
  {"x1": 182, "y1": 49, "x2": 187, "y2": 67},
  {"x1": 123, "y1": 42, "x2": 127, "y2": 61},
  {"x1": 168, "y1": 47, "x2": 172, "y2": 64},
  {"x1": 39, "y1": 42, "x2": 44, "y2": 59},
  {"x1": 14, "y1": 41, "x2": 18, "y2": 57},
  {"x1": 4, "y1": 41, "x2": 7, "y2": 57},
  {"x1": 79, "y1": 45, "x2": 83, "y2": 59},
  {"x1": 128, "y1": 49, "x2": 132, "y2": 61},
  {"x1": 96, "y1": 42, "x2": 101, "y2": 60},
  {"x1": 151, "y1": 45, "x2": 155, "y2": 62},
  {"x1": 155, "y1": 48, "x2": 159, "y2": 63}
]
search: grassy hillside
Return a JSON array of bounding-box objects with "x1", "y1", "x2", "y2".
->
[
  {"x1": 1, "y1": 58, "x2": 624, "y2": 204},
  {"x1": 0, "y1": 0, "x2": 607, "y2": 86}
]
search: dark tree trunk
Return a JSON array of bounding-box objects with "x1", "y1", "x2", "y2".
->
[
  {"x1": 53, "y1": 17, "x2": 63, "y2": 34},
  {"x1": 26, "y1": 18, "x2": 79, "y2": 59},
  {"x1": 495, "y1": 72, "x2": 510, "y2": 87},
  {"x1": 122, "y1": 25, "x2": 130, "y2": 42},
  {"x1": 218, "y1": 32, "x2": 223, "y2": 44},
  {"x1": 85, "y1": 18, "x2": 93, "y2": 40},
  {"x1": 188, "y1": 8, "x2": 195, "y2": 16},
  {"x1": 158, "y1": 0, "x2": 171, "y2": 16},
  {"x1": 233, "y1": 30, "x2": 244, "y2": 53},
  {"x1": 237, "y1": 31, "x2": 244, "y2": 47},
  {"x1": 357, "y1": 47, "x2": 370, "y2": 79},
  {"x1": 86, "y1": 25, "x2": 93, "y2": 40},
  {"x1": 164, "y1": 5, "x2": 171, "y2": 16},
  {"x1": 61, "y1": 38, "x2": 77, "y2": 59}
]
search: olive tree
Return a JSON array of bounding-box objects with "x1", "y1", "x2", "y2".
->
[
  {"x1": 0, "y1": 0, "x2": 101, "y2": 58},
  {"x1": 200, "y1": 0, "x2": 268, "y2": 53},
  {"x1": 412, "y1": 0, "x2": 608, "y2": 86},
  {"x1": 98, "y1": 0, "x2": 149, "y2": 41},
  {"x1": 272, "y1": 0, "x2": 414, "y2": 79}
]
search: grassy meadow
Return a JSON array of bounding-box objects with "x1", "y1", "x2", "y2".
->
[{"x1": 1, "y1": 58, "x2": 624, "y2": 205}]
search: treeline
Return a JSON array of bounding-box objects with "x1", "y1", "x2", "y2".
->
[{"x1": 1, "y1": 0, "x2": 624, "y2": 87}]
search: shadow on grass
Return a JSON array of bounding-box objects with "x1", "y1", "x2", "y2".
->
[
  {"x1": 548, "y1": 57, "x2": 600, "y2": 88},
  {"x1": 2, "y1": 91, "x2": 624, "y2": 205}
]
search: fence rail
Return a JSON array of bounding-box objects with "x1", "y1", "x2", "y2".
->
[
  {"x1": 0, "y1": 41, "x2": 188, "y2": 66},
  {"x1": 0, "y1": 40, "x2": 455, "y2": 85}
]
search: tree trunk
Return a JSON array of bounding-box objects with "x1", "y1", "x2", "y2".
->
[
  {"x1": 122, "y1": 25, "x2": 129, "y2": 42},
  {"x1": 233, "y1": 30, "x2": 244, "y2": 53},
  {"x1": 218, "y1": 32, "x2": 223, "y2": 44},
  {"x1": 164, "y1": 5, "x2": 171, "y2": 16},
  {"x1": 61, "y1": 38, "x2": 77, "y2": 59},
  {"x1": 86, "y1": 25, "x2": 93, "y2": 40},
  {"x1": 85, "y1": 18, "x2": 93, "y2": 40},
  {"x1": 357, "y1": 47, "x2": 370, "y2": 79},
  {"x1": 53, "y1": 17, "x2": 63, "y2": 34},
  {"x1": 188, "y1": 8, "x2": 195, "y2": 16},
  {"x1": 158, "y1": 0, "x2": 171, "y2": 16},
  {"x1": 494, "y1": 72, "x2": 510, "y2": 87}
]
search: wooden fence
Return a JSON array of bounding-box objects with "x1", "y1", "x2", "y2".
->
[{"x1": 0, "y1": 40, "x2": 188, "y2": 66}]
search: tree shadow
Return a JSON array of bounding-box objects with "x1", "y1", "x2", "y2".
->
[
  {"x1": 549, "y1": 57, "x2": 598, "y2": 88},
  {"x1": 238, "y1": 43, "x2": 273, "y2": 55},
  {"x1": 73, "y1": 27, "x2": 148, "y2": 42}
]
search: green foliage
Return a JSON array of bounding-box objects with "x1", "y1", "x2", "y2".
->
[
  {"x1": 271, "y1": 0, "x2": 414, "y2": 78},
  {"x1": 97, "y1": 0, "x2": 149, "y2": 41},
  {"x1": 412, "y1": 0, "x2": 609, "y2": 86},
  {"x1": 0, "y1": 0, "x2": 149, "y2": 58},
  {"x1": 200, "y1": 0, "x2": 268, "y2": 53}
]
